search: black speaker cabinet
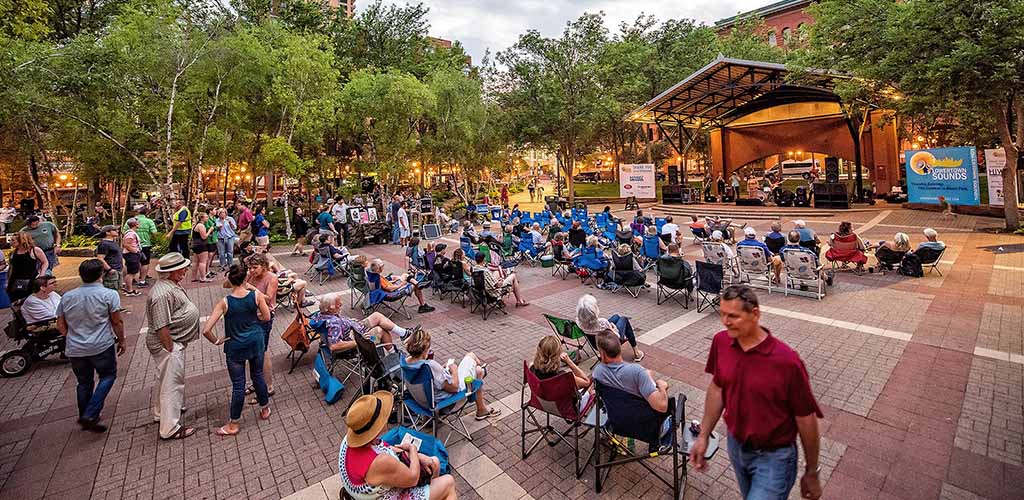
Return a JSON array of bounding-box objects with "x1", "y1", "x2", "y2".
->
[
  {"x1": 825, "y1": 157, "x2": 840, "y2": 184},
  {"x1": 813, "y1": 182, "x2": 849, "y2": 209},
  {"x1": 735, "y1": 197, "x2": 764, "y2": 207},
  {"x1": 667, "y1": 166, "x2": 680, "y2": 186},
  {"x1": 662, "y1": 184, "x2": 683, "y2": 204}
]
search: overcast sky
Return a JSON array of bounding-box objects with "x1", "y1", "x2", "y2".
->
[{"x1": 362, "y1": 0, "x2": 771, "y2": 63}]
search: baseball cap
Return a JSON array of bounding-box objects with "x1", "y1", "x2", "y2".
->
[{"x1": 743, "y1": 227, "x2": 756, "y2": 237}]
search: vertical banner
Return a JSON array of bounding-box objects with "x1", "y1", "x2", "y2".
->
[
  {"x1": 905, "y1": 146, "x2": 980, "y2": 206},
  {"x1": 619, "y1": 163, "x2": 655, "y2": 199},
  {"x1": 984, "y1": 148, "x2": 1006, "y2": 207}
]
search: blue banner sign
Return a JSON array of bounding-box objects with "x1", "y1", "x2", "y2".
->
[{"x1": 905, "y1": 146, "x2": 980, "y2": 206}]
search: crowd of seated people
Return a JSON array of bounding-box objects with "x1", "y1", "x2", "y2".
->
[
  {"x1": 317, "y1": 292, "x2": 417, "y2": 355},
  {"x1": 471, "y1": 253, "x2": 529, "y2": 307},
  {"x1": 367, "y1": 258, "x2": 435, "y2": 314}
]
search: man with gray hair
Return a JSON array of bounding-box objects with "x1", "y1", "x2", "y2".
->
[
  {"x1": 916, "y1": 228, "x2": 945, "y2": 252},
  {"x1": 145, "y1": 253, "x2": 199, "y2": 440}
]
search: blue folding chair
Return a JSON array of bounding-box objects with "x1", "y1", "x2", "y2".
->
[
  {"x1": 400, "y1": 357, "x2": 484, "y2": 444},
  {"x1": 655, "y1": 217, "x2": 666, "y2": 235},
  {"x1": 459, "y1": 236, "x2": 478, "y2": 261},
  {"x1": 314, "y1": 350, "x2": 345, "y2": 404},
  {"x1": 517, "y1": 232, "x2": 541, "y2": 265},
  {"x1": 574, "y1": 246, "x2": 607, "y2": 286},
  {"x1": 365, "y1": 271, "x2": 413, "y2": 320},
  {"x1": 640, "y1": 234, "x2": 663, "y2": 271}
]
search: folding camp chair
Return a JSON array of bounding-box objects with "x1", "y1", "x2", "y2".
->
[
  {"x1": 517, "y1": 233, "x2": 541, "y2": 265},
  {"x1": 543, "y1": 314, "x2": 596, "y2": 362},
  {"x1": 311, "y1": 244, "x2": 339, "y2": 285},
  {"x1": 280, "y1": 308, "x2": 320, "y2": 374},
  {"x1": 593, "y1": 383, "x2": 689, "y2": 500},
  {"x1": 365, "y1": 271, "x2": 413, "y2": 320},
  {"x1": 916, "y1": 246, "x2": 946, "y2": 276},
  {"x1": 550, "y1": 242, "x2": 574, "y2": 279},
  {"x1": 695, "y1": 261, "x2": 724, "y2": 312},
  {"x1": 781, "y1": 247, "x2": 826, "y2": 300},
  {"x1": 312, "y1": 316, "x2": 362, "y2": 386},
  {"x1": 608, "y1": 252, "x2": 646, "y2": 298},
  {"x1": 736, "y1": 245, "x2": 775, "y2": 293},
  {"x1": 342, "y1": 331, "x2": 403, "y2": 416},
  {"x1": 656, "y1": 255, "x2": 693, "y2": 308},
  {"x1": 574, "y1": 246, "x2": 607, "y2": 287},
  {"x1": 347, "y1": 261, "x2": 369, "y2": 312},
  {"x1": 702, "y1": 241, "x2": 739, "y2": 283},
  {"x1": 469, "y1": 270, "x2": 508, "y2": 320},
  {"x1": 521, "y1": 361, "x2": 597, "y2": 477},
  {"x1": 459, "y1": 236, "x2": 478, "y2": 262},
  {"x1": 313, "y1": 350, "x2": 345, "y2": 405},
  {"x1": 400, "y1": 358, "x2": 483, "y2": 444},
  {"x1": 639, "y1": 234, "x2": 663, "y2": 272}
]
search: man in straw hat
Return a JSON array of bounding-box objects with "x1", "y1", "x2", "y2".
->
[
  {"x1": 338, "y1": 391, "x2": 457, "y2": 499},
  {"x1": 144, "y1": 252, "x2": 200, "y2": 440}
]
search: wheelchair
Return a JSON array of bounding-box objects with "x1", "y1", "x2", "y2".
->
[{"x1": 1, "y1": 300, "x2": 66, "y2": 377}]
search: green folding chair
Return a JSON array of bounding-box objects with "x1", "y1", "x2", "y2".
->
[{"x1": 543, "y1": 314, "x2": 597, "y2": 362}]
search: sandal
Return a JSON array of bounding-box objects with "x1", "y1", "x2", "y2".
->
[
  {"x1": 161, "y1": 427, "x2": 196, "y2": 440},
  {"x1": 259, "y1": 407, "x2": 271, "y2": 420},
  {"x1": 245, "y1": 385, "x2": 254, "y2": 395},
  {"x1": 475, "y1": 407, "x2": 502, "y2": 421},
  {"x1": 215, "y1": 425, "x2": 239, "y2": 436},
  {"x1": 634, "y1": 349, "x2": 646, "y2": 362}
]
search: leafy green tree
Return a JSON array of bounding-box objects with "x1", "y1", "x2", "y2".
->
[
  {"x1": 497, "y1": 13, "x2": 608, "y2": 202},
  {"x1": 804, "y1": 0, "x2": 1024, "y2": 228}
]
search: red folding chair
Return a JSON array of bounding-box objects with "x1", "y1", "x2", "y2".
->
[{"x1": 520, "y1": 361, "x2": 597, "y2": 477}]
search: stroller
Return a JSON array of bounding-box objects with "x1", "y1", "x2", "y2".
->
[{"x1": 1, "y1": 300, "x2": 65, "y2": 377}]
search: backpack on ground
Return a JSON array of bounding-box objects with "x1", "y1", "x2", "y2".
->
[{"x1": 898, "y1": 253, "x2": 924, "y2": 278}]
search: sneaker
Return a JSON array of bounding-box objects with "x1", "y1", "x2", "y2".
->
[
  {"x1": 135, "y1": 281, "x2": 150, "y2": 288},
  {"x1": 300, "y1": 299, "x2": 315, "y2": 308},
  {"x1": 417, "y1": 304, "x2": 436, "y2": 313},
  {"x1": 403, "y1": 324, "x2": 422, "y2": 340}
]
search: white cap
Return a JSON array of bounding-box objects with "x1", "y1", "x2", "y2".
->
[
  {"x1": 743, "y1": 227, "x2": 756, "y2": 237},
  {"x1": 794, "y1": 219, "x2": 806, "y2": 228},
  {"x1": 711, "y1": 230, "x2": 724, "y2": 241},
  {"x1": 923, "y1": 227, "x2": 938, "y2": 238}
]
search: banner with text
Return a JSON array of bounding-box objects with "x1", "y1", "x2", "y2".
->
[
  {"x1": 905, "y1": 147, "x2": 980, "y2": 206},
  {"x1": 619, "y1": 164, "x2": 656, "y2": 199},
  {"x1": 984, "y1": 148, "x2": 1006, "y2": 206}
]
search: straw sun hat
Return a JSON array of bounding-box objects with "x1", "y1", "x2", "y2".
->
[{"x1": 345, "y1": 391, "x2": 394, "y2": 447}]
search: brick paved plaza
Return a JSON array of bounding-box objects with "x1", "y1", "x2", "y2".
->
[{"x1": 0, "y1": 207, "x2": 1021, "y2": 500}]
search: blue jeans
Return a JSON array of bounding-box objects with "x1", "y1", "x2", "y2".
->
[
  {"x1": 69, "y1": 345, "x2": 118, "y2": 421},
  {"x1": 608, "y1": 314, "x2": 638, "y2": 348},
  {"x1": 391, "y1": 223, "x2": 401, "y2": 244},
  {"x1": 43, "y1": 248, "x2": 58, "y2": 274},
  {"x1": 726, "y1": 433, "x2": 798, "y2": 500},
  {"x1": 218, "y1": 237, "x2": 236, "y2": 268},
  {"x1": 226, "y1": 353, "x2": 269, "y2": 421}
]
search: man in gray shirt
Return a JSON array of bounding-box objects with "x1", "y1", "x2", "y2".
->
[
  {"x1": 57, "y1": 259, "x2": 125, "y2": 433},
  {"x1": 592, "y1": 330, "x2": 672, "y2": 443}
]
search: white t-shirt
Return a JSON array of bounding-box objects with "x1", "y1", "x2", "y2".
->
[
  {"x1": 331, "y1": 203, "x2": 345, "y2": 222},
  {"x1": 397, "y1": 208, "x2": 409, "y2": 229},
  {"x1": 337, "y1": 203, "x2": 349, "y2": 223},
  {"x1": 22, "y1": 291, "x2": 61, "y2": 324},
  {"x1": 661, "y1": 223, "x2": 680, "y2": 243}
]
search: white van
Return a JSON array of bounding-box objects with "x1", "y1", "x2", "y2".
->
[{"x1": 766, "y1": 159, "x2": 821, "y2": 180}]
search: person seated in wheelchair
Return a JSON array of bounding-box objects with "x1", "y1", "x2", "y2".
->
[
  {"x1": 368, "y1": 259, "x2": 435, "y2": 314},
  {"x1": 870, "y1": 232, "x2": 911, "y2": 270},
  {"x1": 22, "y1": 275, "x2": 61, "y2": 326},
  {"x1": 689, "y1": 215, "x2": 708, "y2": 240},
  {"x1": 471, "y1": 253, "x2": 529, "y2": 307},
  {"x1": 824, "y1": 221, "x2": 868, "y2": 273},
  {"x1": 403, "y1": 329, "x2": 501, "y2": 420},
  {"x1": 592, "y1": 330, "x2": 674, "y2": 449},
  {"x1": 780, "y1": 231, "x2": 834, "y2": 286},
  {"x1": 317, "y1": 293, "x2": 417, "y2": 355}
]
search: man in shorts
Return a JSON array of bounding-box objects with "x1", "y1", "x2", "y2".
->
[
  {"x1": 96, "y1": 226, "x2": 130, "y2": 295},
  {"x1": 317, "y1": 293, "x2": 417, "y2": 354}
]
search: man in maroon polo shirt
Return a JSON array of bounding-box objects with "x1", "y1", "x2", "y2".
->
[{"x1": 689, "y1": 285, "x2": 823, "y2": 500}]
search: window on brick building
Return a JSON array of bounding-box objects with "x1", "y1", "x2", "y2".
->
[{"x1": 767, "y1": 31, "x2": 777, "y2": 46}]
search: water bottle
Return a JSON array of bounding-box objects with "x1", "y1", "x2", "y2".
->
[{"x1": 464, "y1": 375, "x2": 475, "y2": 397}]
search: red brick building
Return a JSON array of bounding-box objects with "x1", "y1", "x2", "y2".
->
[
  {"x1": 716, "y1": 0, "x2": 814, "y2": 49},
  {"x1": 326, "y1": 0, "x2": 356, "y2": 18}
]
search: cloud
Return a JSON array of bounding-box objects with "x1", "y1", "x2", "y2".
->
[{"x1": 364, "y1": 0, "x2": 771, "y2": 63}]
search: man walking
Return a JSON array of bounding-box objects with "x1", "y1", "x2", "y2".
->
[
  {"x1": 57, "y1": 259, "x2": 125, "y2": 432},
  {"x1": 689, "y1": 285, "x2": 823, "y2": 500},
  {"x1": 125, "y1": 208, "x2": 158, "y2": 287},
  {"x1": 235, "y1": 200, "x2": 254, "y2": 244},
  {"x1": 146, "y1": 253, "x2": 200, "y2": 440},
  {"x1": 21, "y1": 215, "x2": 61, "y2": 274}
]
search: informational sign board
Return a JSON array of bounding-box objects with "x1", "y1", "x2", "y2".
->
[
  {"x1": 904, "y1": 147, "x2": 980, "y2": 206},
  {"x1": 619, "y1": 163, "x2": 656, "y2": 199},
  {"x1": 984, "y1": 148, "x2": 1006, "y2": 206}
]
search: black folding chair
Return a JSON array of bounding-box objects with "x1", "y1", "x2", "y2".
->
[
  {"x1": 696, "y1": 261, "x2": 724, "y2": 313},
  {"x1": 656, "y1": 255, "x2": 694, "y2": 308},
  {"x1": 915, "y1": 247, "x2": 946, "y2": 276},
  {"x1": 550, "y1": 242, "x2": 573, "y2": 280},
  {"x1": 608, "y1": 253, "x2": 646, "y2": 298},
  {"x1": 343, "y1": 329, "x2": 403, "y2": 417},
  {"x1": 469, "y1": 269, "x2": 508, "y2": 320},
  {"x1": 594, "y1": 382, "x2": 688, "y2": 500}
]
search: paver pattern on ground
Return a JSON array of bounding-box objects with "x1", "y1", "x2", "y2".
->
[{"x1": 0, "y1": 205, "x2": 1022, "y2": 500}]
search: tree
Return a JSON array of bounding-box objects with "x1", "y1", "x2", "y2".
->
[
  {"x1": 339, "y1": 69, "x2": 434, "y2": 198},
  {"x1": 497, "y1": 13, "x2": 608, "y2": 202},
  {"x1": 804, "y1": 0, "x2": 1024, "y2": 228}
]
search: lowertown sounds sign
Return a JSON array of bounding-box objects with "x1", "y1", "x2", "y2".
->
[{"x1": 904, "y1": 146, "x2": 980, "y2": 206}]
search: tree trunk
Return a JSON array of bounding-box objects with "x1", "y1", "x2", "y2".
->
[{"x1": 996, "y1": 98, "x2": 1021, "y2": 229}]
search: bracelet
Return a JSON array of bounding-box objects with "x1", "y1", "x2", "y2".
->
[{"x1": 806, "y1": 465, "x2": 821, "y2": 475}]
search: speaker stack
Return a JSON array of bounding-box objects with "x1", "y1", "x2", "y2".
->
[
  {"x1": 667, "y1": 166, "x2": 680, "y2": 186},
  {"x1": 825, "y1": 157, "x2": 840, "y2": 184}
]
